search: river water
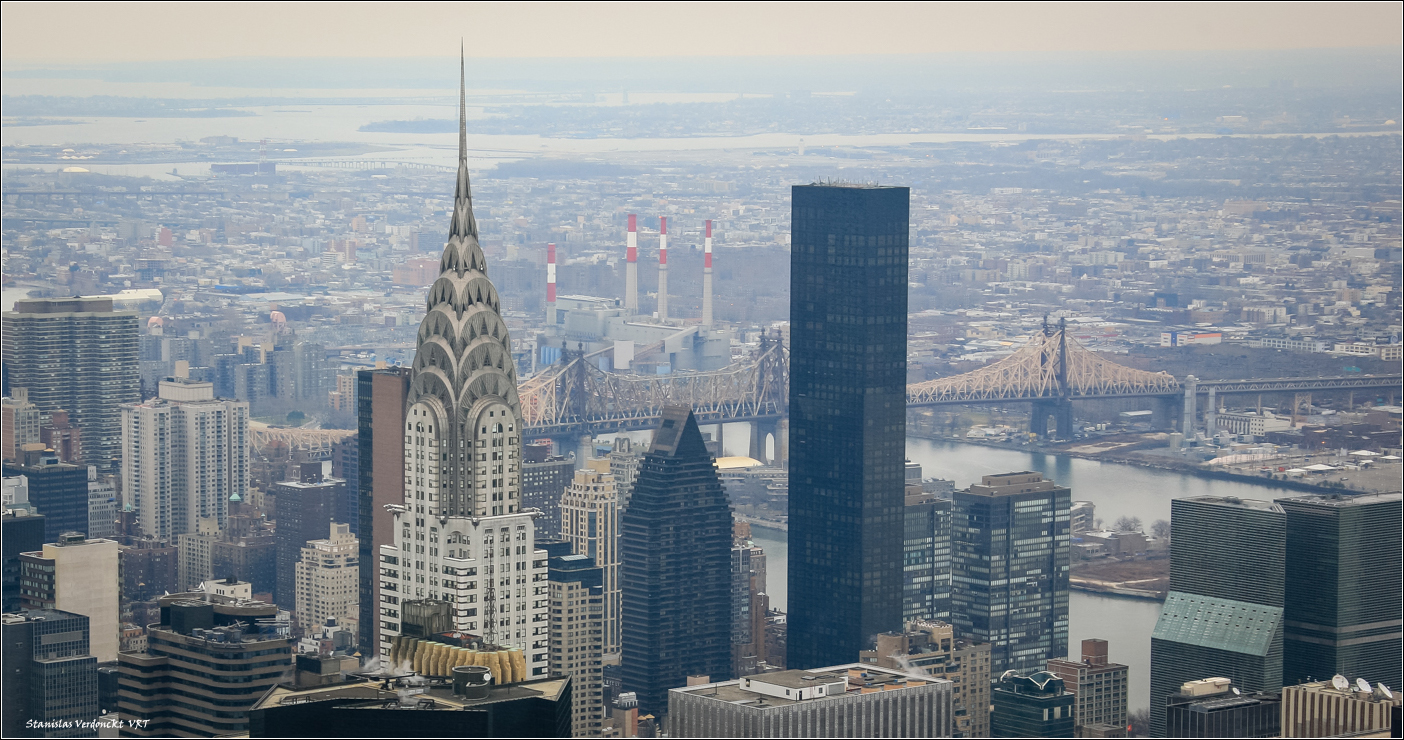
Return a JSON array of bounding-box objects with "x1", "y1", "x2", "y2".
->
[{"x1": 748, "y1": 437, "x2": 1303, "y2": 714}]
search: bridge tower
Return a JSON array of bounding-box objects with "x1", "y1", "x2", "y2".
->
[{"x1": 1030, "y1": 317, "x2": 1075, "y2": 439}]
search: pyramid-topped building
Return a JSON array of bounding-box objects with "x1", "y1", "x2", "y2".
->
[{"x1": 380, "y1": 54, "x2": 547, "y2": 675}]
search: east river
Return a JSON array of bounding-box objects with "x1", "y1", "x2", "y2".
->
[{"x1": 750, "y1": 437, "x2": 1304, "y2": 714}]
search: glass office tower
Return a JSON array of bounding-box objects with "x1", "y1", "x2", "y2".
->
[{"x1": 788, "y1": 183, "x2": 909, "y2": 669}]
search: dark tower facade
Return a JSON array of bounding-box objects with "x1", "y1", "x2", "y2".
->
[
  {"x1": 787, "y1": 183, "x2": 909, "y2": 669},
  {"x1": 1278, "y1": 492, "x2": 1402, "y2": 689},
  {"x1": 620, "y1": 406, "x2": 732, "y2": 716}
]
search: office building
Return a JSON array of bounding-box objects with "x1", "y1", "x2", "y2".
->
[
  {"x1": 668, "y1": 664, "x2": 952, "y2": 738},
  {"x1": 522, "y1": 440, "x2": 574, "y2": 540},
  {"x1": 3, "y1": 507, "x2": 45, "y2": 612},
  {"x1": 294, "y1": 522, "x2": 359, "y2": 640},
  {"x1": 606, "y1": 437, "x2": 643, "y2": 508},
  {"x1": 991, "y1": 669, "x2": 1075, "y2": 738},
  {"x1": 1162, "y1": 677, "x2": 1280, "y2": 738},
  {"x1": 903, "y1": 488, "x2": 952, "y2": 622},
  {"x1": 1150, "y1": 496, "x2": 1284, "y2": 737},
  {"x1": 378, "y1": 68, "x2": 550, "y2": 680},
  {"x1": 620, "y1": 406, "x2": 733, "y2": 715},
  {"x1": 2, "y1": 610, "x2": 99, "y2": 739},
  {"x1": 860, "y1": 620, "x2": 991, "y2": 738},
  {"x1": 121, "y1": 377, "x2": 249, "y2": 540},
  {"x1": 273, "y1": 463, "x2": 344, "y2": 610},
  {"x1": 2, "y1": 389, "x2": 43, "y2": 461},
  {"x1": 117, "y1": 593, "x2": 293, "y2": 737},
  {"x1": 952, "y1": 472, "x2": 1071, "y2": 674},
  {"x1": 549, "y1": 551, "x2": 606, "y2": 736},
  {"x1": 19, "y1": 533, "x2": 120, "y2": 663},
  {"x1": 1280, "y1": 677, "x2": 1401, "y2": 738},
  {"x1": 731, "y1": 541, "x2": 769, "y2": 677},
  {"x1": 4, "y1": 452, "x2": 88, "y2": 542},
  {"x1": 175, "y1": 516, "x2": 219, "y2": 590},
  {"x1": 86, "y1": 467, "x2": 117, "y2": 541},
  {"x1": 247, "y1": 672, "x2": 572, "y2": 738},
  {"x1": 559, "y1": 458, "x2": 621, "y2": 654},
  {"x1": 1277, "y1": 492, "x2": 1402, "y2": 688},
  {"x1": 788, "y1": 183, "x2": 909, "y2": 670},
  {"x1": 2, "y1": 296, "x2": 140, "y2": 471},
  {"x1": 1047, "y1": 639, "x2": 1129, "y2": 736},
  {"x1": 356, "y1": 365, "x2": 411, "y2": 656}
]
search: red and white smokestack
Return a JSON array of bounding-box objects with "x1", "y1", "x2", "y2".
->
[
  {"x1": 546, "y1": 242, "x2": 557, "y2": 325},
  {"x1": 625, "y1": 214, "x2": 639, "y2": 313},
  {"x1": 657, "y1": 216, "x2": 669, "y2": 322},
  {"x1": 702, "y1": 219, "x2": 714, "y2": 327}
]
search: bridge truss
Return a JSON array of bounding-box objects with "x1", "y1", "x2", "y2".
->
[
  {"x1": 520, "y1": 332, "x2": 788, "y2": 438},
  {"x1": 907, "y1": 318, "x2": 1180, "y2": 406}
]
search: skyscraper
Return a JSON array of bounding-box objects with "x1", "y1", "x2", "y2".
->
[
  {"x1": 951, "y1": 472, "x2": 1070, "y2": 674},
  {"x1": 19, "y1": 532, "x2": 120, "y2": 662},
  {"x1": 273, "y1": 463, "x2": 342, "y2": 610},
  {"x1": 2, "y1": 296, "x2": 140, "y2": 472},
  {"x1": 2, "y1": 609, "x2": 99, "y2": 739},
  {"x1": 294, "y1": 522, "x2": 359, "y2": 639},
  {"x1": 356, "y1": 365, "x2": 411, "y2": 656},
  {"x1": 903, "y1": 488, "x2": 952, "y2": 622},
  {"x1": 1277, "y1": 492, "x2": 1402, "y2": 689},
  {"x1": 548, "y1": 550, "x2": 606, "y2": 736},
  {"x1": 620, "y1": 406, "x2": 733, "y2": 715},
  {"x1": 559, "y1": 458, "x2": 621, "y2": 654},
  {"x1": 3, "y1": 452, "x2": 87, "y2": 542},
  {"x1": 378, "y1": 57, "x2": 549, "y2": 677},
  {"x1": 788, "y1": 183, "x2": 909, "y2": 670},
  {"x1": 1150, "y1": 496, "x2": 1285, "y2": 738},
  {"x1": 121, "y1": 377, "x2": 249, "y2": 540}
]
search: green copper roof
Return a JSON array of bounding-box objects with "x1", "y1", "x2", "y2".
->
[{"x1": 1152, "y1": 591, "x2": 1282, "y2": 657}]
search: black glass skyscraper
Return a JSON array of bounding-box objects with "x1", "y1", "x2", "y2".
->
[
  {"x1": 620, "y1": 406, "x2": 732, "y2": 716},
  {"x1": 788, "y1": 183, "x2": 909, "y2": 669},
  {"x1": 1278, "y1": 492, "x2": 1402, "y2": 689}
]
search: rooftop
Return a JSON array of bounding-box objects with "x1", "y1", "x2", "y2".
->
[
  {"x1": 253, "y1": 674, "x2": 569, "y2": 712},
  {"x1": 671, "y1": 664, "x2": 945, "y2": 708}
]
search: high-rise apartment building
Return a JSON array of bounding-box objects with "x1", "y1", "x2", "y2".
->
[
  {"x1": 2, "y1": 389, "x2": 43, "y2": 461},
  {"x1": 903, "y1": 488, "x2": 952, "y2": 622},
  {"x1": 378, "y1": 65, "x2": 550, "y2": 679},
  {"x1": 2, "y1": 296, "x2": 140, "y2": 471},
  {"x1": 19, "y1": 533, "x2": 120, "y2": 662},
  {"x1": 41, "y1": 410, "x2": 82, "y2": 464},
  {"x1": 548, "y1": 549, "x2": 606, "y2": 736},
  {"x1": 86, "y1": 466, "x2": 117, "y2": 540},
  {"x1": 1277, "y1": 492, "x2": 1402, "y2": 689},
  {"x1": 991, "y1": 669, "x2": 1075, "y2": 739},
  {"x1": 731, "y1": 541, "x2": 769, "y2": 676},
  {"x1": 1047, "y1": 639, "x2": 1129, "y2": 736},
  {"x1": 606, "y1": 436, "x2": 643, "y2": 508},
  {"x1": 4, "y1": 452, "x2": 89, "y2": 542},
  {"x1": 788, "y1": 183, "x2": 909, "y2": 670},
  {"x1": 294, "y1": 522, "x2": 359, "y2": 639},
  {"x1": 2, "y1": 610, "x2": 99, "y2": 739},
  {"x1": 121, "y1": 377, "x2": 248, "y2": 540},
  {"x1": 559, "y1": 458, "x2": 620, "y2": 654},
  {"x1": 117, "y1": 593, "x2": 293, "y2": 737},
  {"x1": 620, "y1": 406, "x2": 733, "y2": 715},
  {"x1": 522, "y1": 440, "x2": 574, "y2": 539},
  {"x1": 118, "y1": 538, "x2": 178, "y2": 602},
  {"x1": 668, "y1": 664, "x2": 953, "y2": 738},
  {"x1": 952, "y1": 472, "x2": 1070, "y2": 674},
  {"x1": 1150, "y1": 496, "x2": 1284, "y2": 738},
  {"x1": 356, "y1": 365, "x2": 411, "y2": 655},
  {"x1": 861, "y1": 620, "x2": 991, "y2": 738},
  {"x1": 273, "y1": 463, "x2": 344, "y2": 610}
]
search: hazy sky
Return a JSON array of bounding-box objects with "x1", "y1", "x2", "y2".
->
[{"x1": 3, "y1": 2, "x2": 1401, "y2": 63}]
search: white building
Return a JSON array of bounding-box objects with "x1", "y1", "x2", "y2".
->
[
  {"x1": 559, "y1": 458, "x2": 621, "y2": 655},
  {"x1": 176, "y1": 517, "x2": 220, "y2": 590},
  {"x1": 26, "y1": 535, "x2": 121, "y2": 662},
  {"x1": 202, "y1": 577, "x2": 252, "y2": 600},
  {"x1": 295, "y1": 522, "x2": 359, "y2": 639},
  {"x1": 87, "y1": 466, "x2": 118, "y2": 540},
  {"x1": 121, "y1": 377, "x2": 248, "y2": 539},
  {"x1": 378, "y1": 86, "x2": 549, "y2": 679}
]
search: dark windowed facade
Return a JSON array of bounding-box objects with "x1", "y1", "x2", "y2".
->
[
  {"x1": 620, "y1": 407, "x2": 732, "y2": 716},
  {"x1": 991, "y1": 670, "x2": 1075, "y2": 739},
  {"x1": 952, "y1": 472, "x2": 1070, "y2": 674},
  {"x1": 788, "y1": 183, "x2": 909, "y2": 670},
  {"x1": 2, "y1": 609, "x2": 99, "y2": 739},
  {"x1": 3, "y1": 511, "x2": 45, "y2": 611},
  {"x1": 1150, "y1": 496, "x2": 1285, "y2": 738},
  {"x1": 272, "y1": 464, "x2": 342, "y2": 610},
  {"x1": 4, "y1": 458, "x2": 88, "y2": 542},
  {"x1": 903, "y1": 490, "x2": 952, "y2": 622},
  {"x1": 1278, "y1": 492, "x2": 1402, "y2": 689}
]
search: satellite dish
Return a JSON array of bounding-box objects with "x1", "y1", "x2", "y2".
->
[
  {"x1": 1356, "y1": 677, "x2": 1372, "y2": 693},
  {"x1": 1375, "y1": 684, "x2": 1393, "y2": 700},
  {"x1": 1232, "y1": 687, "x2": 1241, "y2": 695},
  {"x1": 1332, "y1": 675, "x2": 1350, "y2": 691}
]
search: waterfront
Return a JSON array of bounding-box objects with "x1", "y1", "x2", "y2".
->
[{"x1": 750, "y1": 437, "x2": 1306, "y2": 713}]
